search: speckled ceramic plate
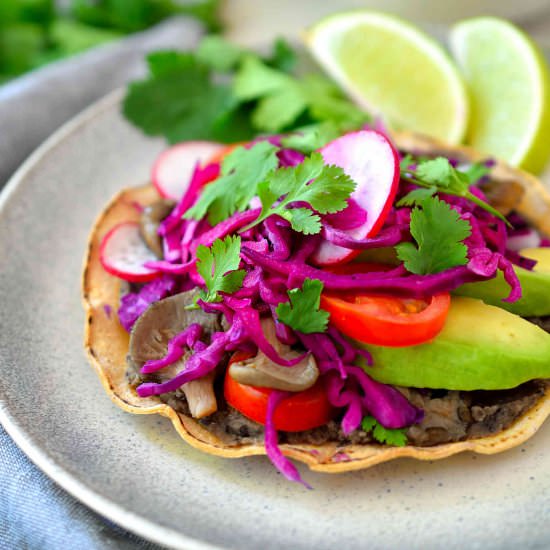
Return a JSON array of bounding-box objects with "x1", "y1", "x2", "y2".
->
[{"x1": 2, "y1": 90, "x2": 550, "y2": 550}]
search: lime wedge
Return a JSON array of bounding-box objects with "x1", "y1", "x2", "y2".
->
[
  {"x1": 450, "y1": 17, "x2": 550, "y2": 174},
  {"x1": 304, "y1": 11, "x2": 469, "y2": 144}
]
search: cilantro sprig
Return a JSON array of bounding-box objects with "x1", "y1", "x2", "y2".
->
[
  {"x1": 244, "y1": 152, "x2": 356, "y2": 234},
  {"x1": 396, "y1": 196, "x2": 472, "y2": 275},
  {"x1": 123, "y1": 35, "x2": 368, "y2": 145},
  {"x1": 399, "y1": 156, "x2": 508, "y2": 224},
  {"x1": 184, "y1": 141, "x2": 279, "y2": 225},
  {"x1": 276, "y1": 279, "x2": 330, "y2": 334},
  {"x1": 195, "y1": 236, "x2": 245, "y2": 303},
  {"x1": 361, "y1": 416, "x2": 408, "y2": 447}
]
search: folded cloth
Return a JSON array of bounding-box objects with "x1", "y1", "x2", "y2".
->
[
  {"x1": 0, "y1": 16, "x2": 203, "y2": 188},
  {"x1": 0, "y1": 426, "x2": 163, "y2": 550},
  {"x1": 0, "y1": 16, "x2": 203, "y2": 549}
]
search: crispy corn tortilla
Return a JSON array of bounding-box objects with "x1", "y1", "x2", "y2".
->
[{"x1": 82, "y1": 132, "x2": 550, "y2": 473}]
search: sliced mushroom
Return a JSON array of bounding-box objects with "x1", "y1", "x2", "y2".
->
[
  {"x1": 139, "y1": 199, "x2": 176, "y2": 258},
  {"x1": 127, "y1": 290, "x2": 222, "y2": 418},
  {"x1": 229, "y1": 319, "x2": 319, "y2": 392}
]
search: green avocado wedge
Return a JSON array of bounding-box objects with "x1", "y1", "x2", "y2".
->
[
  {"x1": 453, "y1": 247, "x2": 550, "y2": 316},
  {"x1": 355, "y1": 296, "x2": 550, "y2": 390}
]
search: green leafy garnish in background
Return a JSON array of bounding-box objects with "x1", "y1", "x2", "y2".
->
[
  {"x1": 195, "y1": 235, "x2": 246, "y2": 303},
  {"x1": 361, "y1": 416, "x2": 408, "y2": 447},
  {"x1": 123, "y1": 34, "x2": 370, "y2": 145},
  {"x1": 276, "y1": 278, "x2": 330, "y2": 334},
  {"x1": 396, "y1": 196, "x2": 472, "y2": 275},
  {"x1": 0, "y1": 0, "x2": 221, "y2": 82}
]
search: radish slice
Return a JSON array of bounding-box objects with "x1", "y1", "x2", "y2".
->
[
  {"x1": 152, "y1": 141, "x2": 225, "y2": 200},
  {"x1": 312, "y1": 130, "x2": 400, "y2": 266},
  {"x1": 507, "y1": 230, "x2": 541, "y2": 251},
  {"x1": 100, "y1": 222, "x2": 161, "y2": 283}
]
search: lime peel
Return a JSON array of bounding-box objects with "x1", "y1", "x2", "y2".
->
[{"x1": 450, "y1": 17, "x2": 550, "y2": 174}]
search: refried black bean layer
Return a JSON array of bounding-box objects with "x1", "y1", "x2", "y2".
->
[{"x1": 127, "y1": 317, "x2": 550, "y2": 448}]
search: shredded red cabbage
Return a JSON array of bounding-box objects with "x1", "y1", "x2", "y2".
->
[
  {"x1": 265, "y1": 390, "x2": 312, "y2": 488},
  {"x1": 118, "y1": 275, "x2": 177, "y2": 332},
  {"x1": 141, "y1": 324, "x2": 202, "y2": 373},
  {"x1": 323, "y1": 198, "x2": 367, "y2": 230}
]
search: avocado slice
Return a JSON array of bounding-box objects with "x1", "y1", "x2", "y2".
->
[
  {"x1": 355, "y1": 297, "x2": 550, "y2": 390},
  {"x1": 453, "y1": 247, "x2": 550, "y2": 316}
]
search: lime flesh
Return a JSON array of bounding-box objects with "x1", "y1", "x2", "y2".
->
[
  {"x1": 450, "y1": 17, "x2": 550, "y2": 174},
  {"x1": 304, "y1": 11, "x2": 469, "y2": 144}
]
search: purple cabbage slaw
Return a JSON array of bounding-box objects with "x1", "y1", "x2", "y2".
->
[{"x1": 116, "y1": 131, "x2": 532, "y2": 486}]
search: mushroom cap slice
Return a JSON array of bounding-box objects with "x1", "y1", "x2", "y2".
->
[
  {"x1": 128, "y1": 290, "x2": 221, "y2": 368},
  {"x1": 228, "y1": 319, "x2": 319, "y2": 392}
]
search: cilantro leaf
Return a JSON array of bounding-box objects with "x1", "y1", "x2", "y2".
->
[
  {"x1": 283, "y1": 207, "x2": 322, "y2": 235},
  {"x1": 401, "y1": 156, "x2": 508, "y2": 224},
  {"x1": 397, "y1": 187, "x2": 436, "y2": 207},
  {"x1": 184, "y1": 141, "x2": 279, "y2": 225},
  {"x1": 267, "y1": 37, "x2": 296, "y2": 73},
  {"x1": 361, "y1": 416, "x2": 408, "y2": 447},
  {"x1": 276, "y1": 279, "x2": 329, "y2": 334},
  {"x1": 247, "y1": 153, "x2": 355, "y2": 233},
  {"x1": 463, "y1": 162, "x2": 491, "y2": 184},
  {"x1": 399, "y1": 154, "x2": 415, "y2": 172},
  {"x1": 123, "y1": 53, "x2": 244, "y2": 144},
  {"x1": 196, "y1": 35, "x2": 246, "y2": 72},
  {"x1": 396, "y1": 196, "x2": 472, "y2": 275},
  {"x1": 233, "y1": 56, "x2": 369, "y2": 133},
  {"x1": 361, "y1": 416, "x2": 377, "y2": 432},
  {"x1": 195, "y1": 236, "x2": 245, "y2": 303},
  {"x1": 280, "y1": 121, "x2": 342, "y2": 154},
  {"x1": 415, "y1": 157, "x2": 454, "y2": 187}
]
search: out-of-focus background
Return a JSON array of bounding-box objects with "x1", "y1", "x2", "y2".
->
[{"x1": 1, "y1": 0, "x2": 550, "y2": 84}]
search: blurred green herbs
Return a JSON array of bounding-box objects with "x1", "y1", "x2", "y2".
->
[
  {"x1": 0, "y1": 0, "x2": 221, "y2": 84},
  {"x1": 123, "y1": 35, "x2": 369, "y2": 144}
]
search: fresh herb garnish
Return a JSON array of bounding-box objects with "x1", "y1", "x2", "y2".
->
[
  {"x1": 246, "y1": 152, "x2": 356, "y2": 234},
  {"x1": 123, "y1": 51, "x2": 251, "y2": 144},
  {"x1": 234, "y1": 57, "x2": 368, "y2": 133},
  {"x1": 184, "y1": 141, "x2": 279, "y2": 225},
  {"x1": 280, "y1": 121, "x2": 342, "y2": 154},
  {"x1": 396, "y1": 196, "x2": 472, "y2": 275},
  {"x1": 0, "y1": 0, "x2": 221, "y2": 82},
  {"x1": 195, "y1": 235, "x2": 246, "y2": 303},
  {"x1": 399, "y1": 156, "x2": 507, "y2": 223},
  {"x1": 361, "y1": 416, "x2": 408, "y2": 447},
  {"x1": 123, "y1": 36, "x2": 368, "y2": 145},
  {"x1": 276, "y1": 278, "x2": 329, "y2": 334}
]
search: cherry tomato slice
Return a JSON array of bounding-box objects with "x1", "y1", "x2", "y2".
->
[
  {"x1": 321, "y1": 291, "x2": 450, "y2": 347},
  {"x1": 322, "y1": 262, "x2": 451, "y2": 346},
  {"x1": 224, "y1": 354, "x2": 334, "y2": 432}
]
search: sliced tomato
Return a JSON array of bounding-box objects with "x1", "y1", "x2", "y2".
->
[
  {"x1": 224, "y1": 354, "x2": 334, "y2": 432},
  {"x1": 322, "y1": 261, "x2": 450, "y2": 347},
  {"x1": 321, "y1": 291, "x2": 450, "y2": 347}
]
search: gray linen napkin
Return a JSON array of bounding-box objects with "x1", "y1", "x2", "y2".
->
[
  {"x1": 0, "y1": 16, "x2": 204, "y2": 550},
  {"x1": 0, "y1": 16, "x2": 203, "y2": 188}
]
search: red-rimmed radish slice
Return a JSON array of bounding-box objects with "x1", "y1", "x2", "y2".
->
[
  {"x1": 312, "y1": 130, "x2": 400, "y2": 266},
  {"x1": 152, "y1": 141, "x2": 225, "y2": 200},
  {"x1": 100, "y1": 222, "x2": 161, "y2": 283}
]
